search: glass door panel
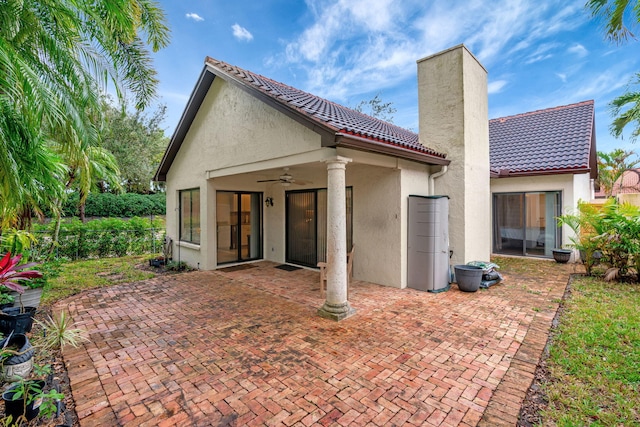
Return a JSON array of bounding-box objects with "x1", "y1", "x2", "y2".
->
[
  {"x1": 287, "y1": 188, "x2": 353, "y2": 267},
  {"x1": 493, "y1": 191, "x2": 561, "y2": 257},
  {"x1": 286, "y1": 191, "x2": 317, "y2": 267},
  {"x1": 217, "y1": 191, "x2": 262, "y2": 264},
  {"x1": 493, "y1": 193, "x2": 525, "y2": 256}
]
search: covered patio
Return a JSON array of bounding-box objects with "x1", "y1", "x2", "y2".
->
[{"x1": 60, "y1": 260, "x2": 575, "y2": 426}]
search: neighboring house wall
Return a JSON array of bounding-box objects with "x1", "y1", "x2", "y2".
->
[{"x1": 490, "y1": 172, "x2": 591, "y2": 249}]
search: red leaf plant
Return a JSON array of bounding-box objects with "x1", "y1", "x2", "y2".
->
[{"x1": 0, "y1": 252, "x2": 43, "y2": 294}]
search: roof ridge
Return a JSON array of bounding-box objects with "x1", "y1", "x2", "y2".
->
[
  {"x1": 205, "y1": 56, "x2": 418, "y2": 136},
  {"x1": 490, "y1": 99, "x2": 594, "y2": 123}
]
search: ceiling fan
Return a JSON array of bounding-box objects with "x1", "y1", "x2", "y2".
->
[{"x1": 257, "y1": 168, "x2": 308, "y2": 186}]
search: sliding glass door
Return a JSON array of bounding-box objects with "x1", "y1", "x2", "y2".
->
[
  {"x1": 493, "y1": 191, "x2": 561, "y2": 257},
  {"x1": 286, "y1": 188, "x2": 352, "y2": 267},
  {"x1": 216, "y1": 192, "x2": 262, "y2": 264}
]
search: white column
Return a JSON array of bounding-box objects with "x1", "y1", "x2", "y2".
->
[{"x1": 318, "y1": 156, "x2": 355, "y2": 321}]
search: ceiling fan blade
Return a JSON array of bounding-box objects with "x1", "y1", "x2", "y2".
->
[{"x1": 256, "y1": 179, "x2": 281, "y2": 182}]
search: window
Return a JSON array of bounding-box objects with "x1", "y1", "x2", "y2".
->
[
  {"x1": 180, "y1": 188, "x2": 200, "y2": 244},
  {"x1": 493, "y1": 191, "x2": 561, "y2": 257}
]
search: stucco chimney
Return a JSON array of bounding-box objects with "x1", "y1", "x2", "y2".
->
[{"x1": 417, "y1": 45, "x2": 490, "y2": 265}]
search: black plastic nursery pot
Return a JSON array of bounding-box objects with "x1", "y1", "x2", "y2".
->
[
  {"x1": 2, "y1": 380, "x2": 45, "y2": 422},
  {"x1": 454, "y1": 265, "x2": 484, "y2": 292},
  {"x1": 0, "y1": 307, "x2": 37, "y2": 335}
]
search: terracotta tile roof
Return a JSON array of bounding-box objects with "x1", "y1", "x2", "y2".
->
[
  {"x1": 205, "y1": 57, "x2": 446, "y2": 159},
  {"x1": 594, "y1": 168, "x2": 640, "y2": 197},
  {"x1": 489, "y1": 100, "x2": 595, "y2": 176}
]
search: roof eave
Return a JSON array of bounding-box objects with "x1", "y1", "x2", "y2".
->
[
  {"x1": 154, "y1": 67, "x2": 216, "y2": 182},
  {"x1": 335, "y1": 133, "x2": 450, "y2": 166},
  {"x1": 490, "y1": 167, "x2": 592, "y2": 178}
]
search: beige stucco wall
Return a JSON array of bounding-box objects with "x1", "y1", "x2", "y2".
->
[
  {"x1": 490, "y1": 172, "x2": 592, "y2": 250},
  {"x1": 417, "y1": 45, "x2": 490, "y2": 265},
  {"x1": 399, "y1": 161, "x2": 432, "y2": 288},
  {"x1": 618, "y1": 193, "x2": 640, "y2": 206},
  {"x1": 348, "y1": 163, "x2": 403, "y2": 287},
  {"x1": 165, "y1": 77, "x2": 324, "y2": 269}
]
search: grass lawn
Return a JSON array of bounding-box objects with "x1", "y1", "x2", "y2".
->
[
  {"x1": 542, "y1": 275, "x2": 640, "y2": 426},
  {"x1": 41, "y1": 255, "x2": 157, "y2": 306}
]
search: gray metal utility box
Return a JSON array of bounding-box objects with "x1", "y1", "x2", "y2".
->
[{"x1": 407, "y1": 195, "x2": 450, "y2": 292}]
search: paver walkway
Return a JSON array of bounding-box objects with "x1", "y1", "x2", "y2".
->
[{"x1": 59, "y1": 260, "x2": 576, "y2": 426}]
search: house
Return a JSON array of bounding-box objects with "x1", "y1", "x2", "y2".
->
[
  {"x1": 155, "y1": 44, "x2": 594, "y2": 320},
  {"x1": 594, "y1": 167, "x2": 640, "y2": 205},
  {"x1": 489, "y1": 101, "x2": 597, "y2": 258}
]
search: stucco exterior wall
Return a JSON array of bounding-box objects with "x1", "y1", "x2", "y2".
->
[
  {"x1": 348, "y1": 163, "x2": 403, "y2": 288},
  {"x1": 399, "y1": 161, "x2": 432, "y2": 288},
  {"x1": 166, "y1": 77, "x2": 323, "y2": 269},
  {"x1": 490, "y1": 172, "x2": 591, "y2": 250},
  {"x1": 417, "y1": 45, "x2": 490, "y2": 265},
  {"x1": 618, "y1": 193, "x2": 640, "y2": 206}
]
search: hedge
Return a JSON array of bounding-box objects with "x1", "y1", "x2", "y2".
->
[{"x1": 57, "y1": 192, "x2": 165, "y2": 217}]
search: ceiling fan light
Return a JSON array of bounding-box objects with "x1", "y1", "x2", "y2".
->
[{"x1": 281, "y1": 181, "x2": 291, "y2": 187}]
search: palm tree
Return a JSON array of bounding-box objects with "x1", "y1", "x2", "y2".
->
[
  {"x1": 587, "y1": 0, "x2": 640, "y2": 43},
  {"x1": 587, "y1": 1, "x2": 640, "y2": 140},
  {"x1": 610, "y1": 75, "x2": 640, "y2": 140},
  {"x1": 0, "y1": 0, "x2": 169, "y2": 229},
  {"x1": 596, "y1": 149, "x2": 640, "y2": 197},
  {"x1": 48, "y1": 144, "x2": 122, "y2": 253}
]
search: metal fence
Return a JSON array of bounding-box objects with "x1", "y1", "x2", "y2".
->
[{"x1": 31, "y1": 228, "x2": 166, "y2": 261}]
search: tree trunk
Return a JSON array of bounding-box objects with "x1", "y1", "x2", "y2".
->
[{"x1": 79, "y1": 201, "x2": 86, "y2": 223}]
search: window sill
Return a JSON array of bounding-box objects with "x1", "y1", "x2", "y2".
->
[{"x1": 177, "y1": 241, "x2": 201, "y2": 251}]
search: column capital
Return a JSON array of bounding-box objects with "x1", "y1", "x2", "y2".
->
[{"x1": 323, "y1": 156, "x2": 352, "y2": 169}]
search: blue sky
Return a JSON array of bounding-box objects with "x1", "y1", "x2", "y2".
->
[{"x1": 149, "y1": 0, "x2": 640, "y2": 156}]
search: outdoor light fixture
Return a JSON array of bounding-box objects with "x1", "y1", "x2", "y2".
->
[{"x1": 265, "y1": 197, "x2": 274, "y2": 207}]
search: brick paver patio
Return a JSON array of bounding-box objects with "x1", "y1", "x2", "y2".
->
[{"x1": 59, "y1": 260, "x2": 576, "y2": 426}]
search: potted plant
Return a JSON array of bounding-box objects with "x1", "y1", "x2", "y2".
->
[
  {"x1": 0, "y1": 290, "x2": 15, "y2": 310},
  {"x1": 2, "y1": 364, "x2": 63, "y2": 424},
  {"x1": 557, "y1": 202, "x2": 604, "y2": 273},
  {"x1": 0, "y1": 252, "x2": 43, "y2": 335},
  {"x1": 149, "y1": 236, "x2": 173, "y2": 268},
  {"x1": 0, "y1": 333, "x2": 35, "y2": 382},
  {"x1": 551, "y1": 248, "x2": 572, "y2": 263}
]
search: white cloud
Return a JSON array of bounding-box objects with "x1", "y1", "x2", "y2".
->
[
  {"x1": 232, "y1": 24, "x2": 253, "y2": 42},
  {"x1": 185, "y1": 13, "x2": 204, "y2": 22},
  {"x1": 568, "y1": 43, "x2": 589, "y2": 57},
  {"x1": 488, "y1": 80, "x2": 508, "y2": 94},
  {"x1": 523, "y1": 42, "x2": 560, "y2": 64},
  {"x1": 280, "y1": 0, "x2": 589, "y2": 101},
  {"x1": 556, "y1": 73, "x2": 567, "y2": 82}
]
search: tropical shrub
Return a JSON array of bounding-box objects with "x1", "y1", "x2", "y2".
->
[{"x1": 559, "y1": 199, "x2": 640, "y2": 281}]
